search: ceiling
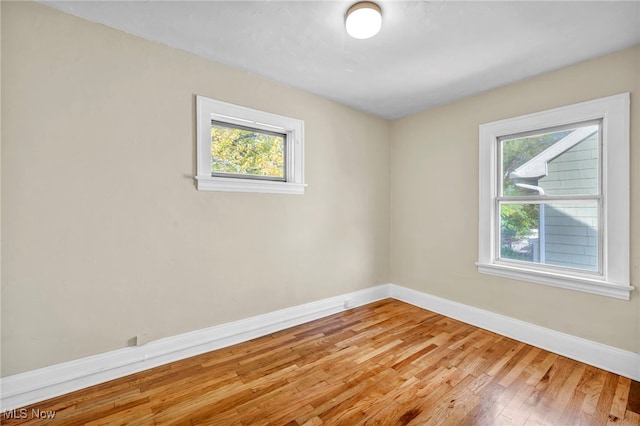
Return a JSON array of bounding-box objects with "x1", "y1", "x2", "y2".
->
[{"x1": 40, "y1": 1, "x2": 640, "y2": 120}]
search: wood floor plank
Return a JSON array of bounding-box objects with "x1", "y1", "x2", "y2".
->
[
  {"x1": 2, "y1": 299, "x2": 638, "y2": 426},
  {"x1": 580, "y1": 366, "x2": 608, "y2": 417},
  {"x1": 541, "y1": 362, "x2": 586, "y2": 425},
  {"x1": 593, "y1": 373, "x2": 622, "y2": 424},
  {"x1": 498, "y1": 346, "x2": 541, "y2": 388},
  {"x1": 628, "y1": 379, "x2": 640, "y2": 414},
  {"x1": 559, "y1": 389, "x2": 587, "y2": 425},
  {"x1": 621, "y1": 410, "x2": 640, "y2": 425},
  {"x1": 458, "y1": 378, "x2": 508, "y2": 425},
  {"x1": 611, "y1": 376, "x2": 633, "y2": 420}
]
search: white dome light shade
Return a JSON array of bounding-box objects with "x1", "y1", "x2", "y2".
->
[{"x1": 345, "y1": 2, "x2": 382, "y2": 39}]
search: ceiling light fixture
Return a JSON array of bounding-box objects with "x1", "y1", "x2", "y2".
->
[{"x1": 345, "y1": 2, "x2": 382, "y2": 40}]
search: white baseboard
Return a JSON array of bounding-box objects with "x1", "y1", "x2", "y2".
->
[
  {"x1": 0, "y1": 285, "x2": 389, "y2": 411},
  {"x1": 389, "y1": 284, "x2": 640, "y2": 382},
  {"x1": 2, "y1": 283, "x2": 638, "y2": 411}
]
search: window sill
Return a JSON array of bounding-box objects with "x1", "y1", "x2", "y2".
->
[
  {"x1": 196, "y1": 176, "x2": 307, "y2": 195},
  {"x1": 476, "y1": 262, "x2": 634, "y2": 300}
]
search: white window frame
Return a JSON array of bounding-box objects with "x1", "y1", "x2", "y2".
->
[
  {"x1": 477, "y1": 93, "x2": 633, "y2": 300},
  {"x1": 196, "y1": 96, "x2": 306, "y2": 194}
]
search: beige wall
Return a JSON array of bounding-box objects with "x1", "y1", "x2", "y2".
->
[
  {"x1": 390, "y1": 46, "x2": 640, "y2": 352},
  {"x1": 0, "y1": 0, "x2": 3, "y2": 376},
  {"x1": 2, "y1": 1, "x2": 638, "y2": 378},
  {"x1": 1, "y1": 2, "x2": 390, "y2": 375}
]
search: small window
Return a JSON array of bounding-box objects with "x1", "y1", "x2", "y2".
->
[
  {"x1": 478, "y1": 93, "x2": 632, "y2": 300},
  {"x1": 210, "y1": 121, "x2": 286, "y2": 181},
  {"x1": 196, "y1": 96, "x2": 305, "y2": 194}
]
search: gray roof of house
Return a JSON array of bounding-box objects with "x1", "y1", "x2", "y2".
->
[{"x1": 509, "y1": 125, "x2": 598, "y2": 179}]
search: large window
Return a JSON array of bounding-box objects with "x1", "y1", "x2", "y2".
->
[
  {"x1": 478, "y1": 93, "x2": 632, "y2": 299},
  {"x1": 499, "y1": 121, "x2": 601, "y2": 271},
  {"x1": 196, "y1": 96, "x2": 305, "y2": 194}
]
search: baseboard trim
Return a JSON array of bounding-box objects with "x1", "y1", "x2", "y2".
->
[
  {"x1": 389, "y1": 284, "x2": 640, "y2": 382},
  {"x1": 0, "y1": 285, "x2": 389, "y2": 411},
  {"x1": 2, "y1": 283, "x2": 638, "y2": 410}
]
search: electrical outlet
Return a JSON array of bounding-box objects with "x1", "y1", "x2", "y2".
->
[{"x1": 135, "y1": 333, "x2": 149, "y2": 346}]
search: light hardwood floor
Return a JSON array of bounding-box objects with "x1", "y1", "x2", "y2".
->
[{"x1": 2, "y1": 299, "x2": 639, "y2": 425}]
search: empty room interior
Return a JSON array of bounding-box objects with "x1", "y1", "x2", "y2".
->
[{"x1": 1, "y1": 1, "x2": 640, "y2": 424}]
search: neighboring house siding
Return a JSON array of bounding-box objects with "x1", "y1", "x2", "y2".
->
[{"x1": 538, "y1": 133, "x2": 599, "y2": 270}]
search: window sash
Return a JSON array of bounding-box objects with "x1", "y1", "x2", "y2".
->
[
  {"x1": 494, "y1": 199, "x2": 603, "y2": 275},
  {"x1": 497, "y1": 195, "x2": 600, "y2": 203},
  {"x1": 496, "y1": 119, "x2": 602, "y2": 199},
  {"x1": 210, "y1": 120, "x2": 287, "y2": 182},
  {"x1": 493, "y1": 118, "x2": 604, "y2": 276}
]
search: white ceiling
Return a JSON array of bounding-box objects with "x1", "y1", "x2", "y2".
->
[{"x1": 41, "y1": 1, "x2": 640, "y2": 119}]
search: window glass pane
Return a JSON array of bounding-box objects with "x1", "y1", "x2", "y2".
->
[
  {"x1": 500, "y1": 123, "x2": 600, "y2": 197},
  {"x1": 210, "y1": 121, "x2": 286, "y2": 180},
  {"x1": 500, "y1": 202, "x2": 598, "y2": 271}
]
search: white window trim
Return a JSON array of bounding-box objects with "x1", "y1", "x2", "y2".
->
[
  {"x1": 196, "y1": 96, "x2": 306, "y2": 194},
  {"x1": 477, "y1": 93, "x2": 633, "y2": 300}
]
